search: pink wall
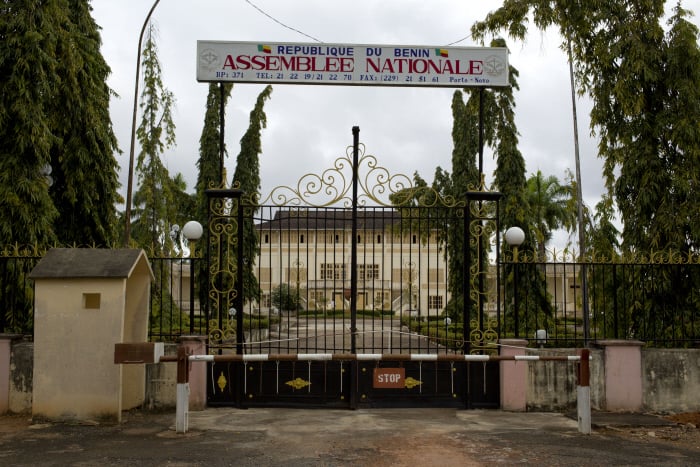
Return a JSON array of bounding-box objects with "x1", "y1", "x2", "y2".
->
[
  {"x1": 599, "y1": 340, "x2": 644, "y2": 411},
  {"x1": 499, "y1": 339, "x2": 528, "y2": 411}
]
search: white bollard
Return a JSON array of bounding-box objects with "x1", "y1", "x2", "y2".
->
[
  {"x1": 176, "y1": 382, "x2": 190, "y2": 433},
  {"x1": 577, "y1": 385, "x2": 591, "y2": 434}
]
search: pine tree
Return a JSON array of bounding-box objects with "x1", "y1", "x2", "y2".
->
[
  {"x1": 195, "y1": 83, "x2": 233, "y2": 225},
  {"x1": 131, "y1": 23, "x2": 177, "y2": 254},
  {"x1": 443, "y1": 90, "x2": 480, "y2": 320},
  {"x1": 49, "y1": 0, "x2": 120, "y2": 246},
  {"x1": 232, "y1": 85, "x2": 273, "y2": 303},
  {"x1": 0, "y1": 0, "x2": 62, "y2": 246},
  {"x1": 0, "y1": 0, "x2": 121, "y2": 247}
]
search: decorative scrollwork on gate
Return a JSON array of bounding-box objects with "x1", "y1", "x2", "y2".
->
[
  {"x1": 466, "y1": 190, "x2": 501, "y2": 355},
  {"x1": 207, "y1": 191, "x2": 241, "y2": 348},
  {"x1": 257, "y1": 144, "x2": 464, "y2": 208},
  {"x1": 208, "y1": 318, "x2": 236, "y2": 352},
  {"x1": 469, "y1": 318, "x2": 499, "y2": 355}
]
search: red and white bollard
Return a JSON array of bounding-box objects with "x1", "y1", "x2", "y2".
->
[{"x1": 577, "y1": 349, "x2": 591, "y2": 434}]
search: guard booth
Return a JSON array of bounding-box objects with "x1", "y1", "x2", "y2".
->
[{"x1": 30, "y1": 248, "x2": 153, "y2": 422}]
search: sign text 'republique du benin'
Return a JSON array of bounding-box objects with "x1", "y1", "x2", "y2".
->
[{"x1": 197, "y1": 41, "x2": 509, "y2": 88}]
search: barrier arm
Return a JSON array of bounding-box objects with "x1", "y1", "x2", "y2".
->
[{"x1": 118, "y1": 344, "x2": 594, "y2": 435}]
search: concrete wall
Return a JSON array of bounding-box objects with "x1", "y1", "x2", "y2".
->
[
  {"x1": 643, "y1": 349, "x2": 700, "y2": 413},
  {"x1": 3, "y1": 342, "x2": 700, "y2": 415},
  {"x1": 526, "y1": 349, "x2": 605, "y2": 412},
  {"x1": 144, "y1": 344, "x2": 178, "y2": 409},
  {"x1": 8, "y1": 340, "x2": 33, "y2": 414}
]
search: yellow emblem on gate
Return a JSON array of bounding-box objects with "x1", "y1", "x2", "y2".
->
[
  {"x1": 217, "y1": 372, "x2": 227, "y2": 392},
  {"x1": 286, "y1": 377, "x2": 311, "y2": 390},
  {"x1": 404, "y1": 377, "x2": 422, "y2": 389}
]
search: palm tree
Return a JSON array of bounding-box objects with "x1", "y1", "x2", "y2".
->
[{"x1": 526, "y1": 171, "x2": 575, "y2": 259}]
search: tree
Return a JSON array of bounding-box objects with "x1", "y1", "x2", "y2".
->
[
  {"x1": 525, "y1": 170, "x2": 575, "y2": 259},
  {"x1": 0, "y1": 0, "x2": 121, "y2": 247},
  {"x1": 472, "y1": 1, "x2": 700, "y2": 255},
  {"x1": 472, "y1": 0, "x2": 700, "y2": 343},
  {"x1": 443, "y1": 89, "x2": 480, "y2": 321},
  {"x1": 232, "y1": 85, "x2": 273, "y2": 303},
  {"x1": 271, "y1": 283, "x2": 300, "y2": 313},
  {"x1": 131, "y1": 23, "x2": 178, "y2": 254},
  {"x1": 0, "y1": 0, "x2": 62, "y2": 246},
  {"x1": 195, "y1": 82, "x2": 233, "y2": 225},
  {"x1": 49, "y1": 0, "x2": 121, "y2": 246}
]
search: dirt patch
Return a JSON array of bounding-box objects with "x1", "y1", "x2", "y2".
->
[
  {"x1": 666, "y1": 412, "x2": 700, "y2": 427},
  {"x1": 598, "y1": 413, "x2": 700, "y2": 453}
]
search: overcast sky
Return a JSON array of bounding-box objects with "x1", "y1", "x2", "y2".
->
[{"x1": 92, "y1": 0, "x2": 700, "y2": 249}]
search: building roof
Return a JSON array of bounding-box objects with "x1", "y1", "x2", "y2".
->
[
  {"x1": 256, "y1": 209, "x2": 401, "y2": 230},
  {"x1": 29, "y1": 248, "x2": 153, "y2": 280}
]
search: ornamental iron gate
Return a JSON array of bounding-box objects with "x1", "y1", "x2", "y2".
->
[{"x1": 204, "y1": 128, "x2": 501, "y2": 408}]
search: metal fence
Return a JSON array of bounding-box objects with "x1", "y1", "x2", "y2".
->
[
  {"x1": 500, "y1": 259, "x2": 700, "y2": 347},
  {"x1": 2, "y1": 251, "x2": 699, "y2": 347}
]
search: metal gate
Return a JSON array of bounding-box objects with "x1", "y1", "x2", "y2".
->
[{"x1": 204, "y1": 128, "x2": 501, "y2": 408}]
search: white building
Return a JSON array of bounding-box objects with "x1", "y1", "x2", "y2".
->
[{"x1": 255, "y1": 209, "x2": 450, "y2": 318}]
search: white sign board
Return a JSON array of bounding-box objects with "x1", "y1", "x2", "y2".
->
[{"x1": 197, "y1": 41, "x2": 509, "y2": 88}]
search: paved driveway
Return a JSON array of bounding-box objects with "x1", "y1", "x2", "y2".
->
[{"x1": 1, "y1": 408, "x2": 698, "y2": 466}]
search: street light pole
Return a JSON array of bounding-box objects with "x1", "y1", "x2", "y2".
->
[
  {"x1": 183, "y1": 221, "x2": 204, "y2": 334},
  {"x1": 505, "y1": 227, "x2": 525, "y2": 339},
  {"x1": 124, "y1": 0, "x2": 162, "y2": 246}
]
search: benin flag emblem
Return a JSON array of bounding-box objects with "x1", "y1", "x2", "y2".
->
[
  {"x1": 258, "y1": 44, "x2": 272, "y2": 54},
  {"x1": 435, "y1": 48, "x2": 448, "y2": 57}
]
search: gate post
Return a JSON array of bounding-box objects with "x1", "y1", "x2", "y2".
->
[
  {"x1": 499, "y1": 338, "x2": 528, "y2": 411},
  {"x1": 179, "y1": 335, "x2": 207, "y2": 410}
]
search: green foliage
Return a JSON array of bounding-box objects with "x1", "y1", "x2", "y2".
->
[
  {"x1": 49, "y1": 0, "x2": 121, "y2": 246},
  {"x1": 194, "y1": 83, "x2": 233, "y2": 311},
  {"x1": 525, "y1": 170, "x2": 575, "y2": 258},
  {"x1": 444, "y1": 90, "x2": 480, "y2": 319},
  {"x1": 472, "y1": 0, "x2": 700, "y2": 343},
  {"x1": 196, "y1": 82, "x2": 233, "y2": 217},
  {"x1": 233, "y1": 85, "x2": 273, "y2": 302},
  {"x1": 472, "y1": 1, "x2": 700, "y2": 256},
  {"x1": 271, "y1": 283, "x2": 301, "y2": 312},
  {"x1": 0, "y1": 0, "x2": 123, "y2": 247},
  {"x1": 0, "y1": 1, "x2": 59, "y2": 246},
  {"x1": 131, "y1": 23, "x2": 183, "y2": 255}
]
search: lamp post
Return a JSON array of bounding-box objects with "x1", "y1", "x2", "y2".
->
[
  {"x1": 505, "y1": 227, "x2": 525, "y2": 338},
  {"x1": 182, "y1": 220, "x2": 203, "y2": 333}
]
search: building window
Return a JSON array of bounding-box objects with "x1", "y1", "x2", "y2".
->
[
  {"x1": 300, "y1": 234, "x2": 305, "y2": 244},
  {"x1": 320, "y1": 263, "x2": 346, "y2": 280},
  {"x1": 358, "y1": 264, "x2": 379, "y2": 280},
  {"x1": 412, "y1": 234, "x2": 417, "y2": 244},
  {"x1": 263, "y1": 234, "x2": 269, "y2": 244},
  {"x1": 428, "y1": 295, "x2": 443, "y2": 310},
  {"x1": 261, "y1": 293, "x2": 271, "y2": 308},
  {"x1": 377, "y1": 234, "x2": 382, "y2": 244}
]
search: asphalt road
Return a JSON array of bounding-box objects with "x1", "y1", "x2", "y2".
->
[{"x1": 0, "y1": 408, "x2": 698, "y2": 466}]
